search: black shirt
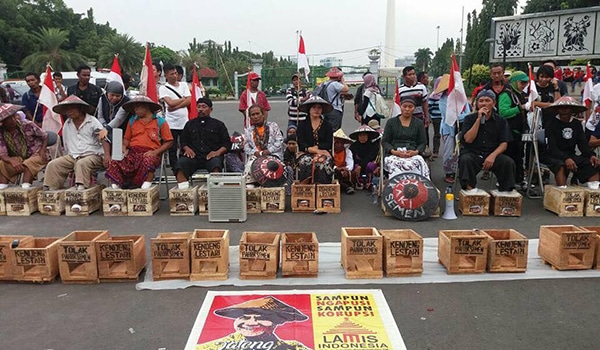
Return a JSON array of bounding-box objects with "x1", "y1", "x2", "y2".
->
[
  {"x1": 461, "y1": 111, "x2": 513, "y2": 157},
  {"x1": 67, "y1": 83, "x2": 103, "y2": 109},
  {"x1": 180, "y1": 116, "x2": 231, "y2": 158},
  {"x1": 297, "y1": 117, "x2": 333, "y2": 154},
  {"x1": 542, "y1": 116, "x2": 593, "y2": 161}
]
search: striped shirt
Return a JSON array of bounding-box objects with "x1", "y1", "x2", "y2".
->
[{"x1": 286, "y1": 87, "x2": 308, "y2": 121}]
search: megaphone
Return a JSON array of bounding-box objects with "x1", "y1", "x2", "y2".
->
[{"x1": 442, "y1": 192, "x2": 458, "y2": 220}]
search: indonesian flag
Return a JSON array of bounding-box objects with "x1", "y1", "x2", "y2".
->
[
  {"x1": 139, "y1": 43, "x2": 158, "y2": 103},
  {"x1": 297, "y1": 35, "x2": 310, "y2": 81},
  {"x1": 527, "y1": 63, "x2": 539, "y2": 107},
  {"x1": 39, "y1": 65, "x2": 62, "y2": 134},
  {"x1": 583, "y1": 62, "x2": 594, "y2": 106},
  {"x1": 445, "y1": 54, "x2": 468, "y2": 127},
  {"x1": 107, "y1": 54, "x2": 124, "y2": 88},
  {"x1": 188, "y1": 65, "x2": 203, "y2": 120},
  {"x1": 392, "y1": 79, "x2": 401, "y2": 117}
]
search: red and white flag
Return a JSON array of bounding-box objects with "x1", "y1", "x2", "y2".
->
[
  {"x1": 188, "y1": 65, "x2": 204, "y2": 120},
  {"x1": 583, "y1": 62, "x2": 594, "y2": 106},
  {"x1": 445, "y1": 54, "x2": 468, "y2": 127},
  {"x1": 139, "y1": 43, "x2": 158, "y2": 103},
  {"x1": 392, "y1": 79, "x2": 401, "y2": 118},
  {"x1": 39, "y1": 65, "x2": 62, "y2": 134},
  {"x1": 527, "y1": 63, "x2": 539, "y2": 107},
  {"x1": 107, "y1": 54, "x2": 124, "y2": 88},
  {"x1": 297, "y1": 35, "x2": 310, "y2": 81}
]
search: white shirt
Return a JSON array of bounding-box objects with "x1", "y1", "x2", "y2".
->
[
  {"x1": 159, "y1": 82, "x2": 191, "y2": 130},
  {"x1": 62, "y1": 115, "x2": 105, "y2": 158}
]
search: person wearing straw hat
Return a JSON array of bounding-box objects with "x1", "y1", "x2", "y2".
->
[
  {"x1": 349, "y1": 125, "x2": 380, "y2": 190},
  {"x1": 104, "y1": 96, "x2": 173, "y2": 194},
  {"x1": 197, "y1": 296, "x2": 310, "y2": 350},
  {"x1": 296, "y1": 96, "x2": 335, "y2": 184},
  {"x1": 333, "y1": 129, "x2": 355, "y2": 194},
  {"x1": 539, "y1": 96, "x2": 600, "y2": 188},
  {"x1": 43, "y1": 96, "x2": 110, "y2": 198},
  {"x1": 0, "y1": 103, "x2": 48, "y2": 189}
]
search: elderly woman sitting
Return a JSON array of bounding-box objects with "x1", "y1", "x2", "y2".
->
[{"x1": 382, "y1": 96, "x2": 429, "y2": 179}]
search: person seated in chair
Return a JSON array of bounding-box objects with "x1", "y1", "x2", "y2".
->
[
  {"x1": 540, "y1": 96, "x2": 600, "y2": 188},
  {"x1": 0, "y1": 103, "x2": 48, "y2": 189},
  {"x1": 105, "y1": 96, "x2": 173, "y2": 191},
  {"x1": 174, "y1": 97, "x2": 231, "y2": 189},
  {"x1": 459, "y1": 90, "x2": 516, "y2": 193}
]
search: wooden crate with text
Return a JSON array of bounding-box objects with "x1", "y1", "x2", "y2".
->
[
  {"x1": 58, "y1": 230, "x2": 109, "y2": 284},
  {"x1": 490, "y1": 190, "x2": 522, "y2": 217},
  {"x1": 0, "y1": 190, "x2": 5, "y2": 215},
  {"x1": 127, "y1": 186, "x2": 159, "y2": 216},
  {"x1": 0, "y1": 235, "x2": 33, "y2": 280},
  {"x1": 260, "y1": 187, "x2": 285, "y2": 213},
  {"x1": 95, "y1": 235, "x2": 146, "y2": 281},
  {"x1": 5, "y1": 186, "x2": 41, "y2": 216},
  {"x1": 316, "y1": 181, "x2": 341, "y2": 213},
  {"x1": 239, "y1": 232, "x2": 280, "y2": 280},
  {"x1": 543, "y1": 185, "x2": 584, "y2": 217},
  {"x1": 291, "y1": 182, "x2": 316, "y2": 212},
  {"x1": 38, "y1": 190, "x2": 65, "y2": 216},
  {"x1": 65, "y1": 185, "x2": 102, "y2": 216},
  {"x1": 198, "y1": 185, "x2": 209, "y2": 215},
  {"x1": 482, "y1": 229, "x2": 528, "y2": 273},
  {"x1": 281, "y1": 232, "x2": 318, "y2": 278},
  {"x1": 458, "y1": 189, "x2": 490, "y2": 216},
  {"x1": 341, "y1": 227, "x2": 383, "y2": 279},
  {"x1": 246, "y1": 188, "x2": 261, "y2": 214},
  {"x1": 538, "y1": 225, "x2": 596, "y2": 270},
  {"x1": 380, "y1": 229, "x2": 423, "y2": 277},
  {"x1": 169, "y1": 185, "x2": 198, "y2": 216},
  {"x1": 581, "y1": 226, "x2": 600, "y2": 270},
  {"x1": 584, "y1": 189, "x2": 600, "y2": 217},
  {"x1": 13, "y1": 237, "x2": 63, "y2": 283},
  {"x1": 102, "y1": 188, "x2": 128, "y2": 216},
  {"x1": 438, "y1": 230, "x2": 489, "y2": 274},
  {"x1": 190, "y1": 229, "x2": 229, "y2": 281},
  {"x1": 151, "y1": 232, "x2": 192, "y2": 280}
]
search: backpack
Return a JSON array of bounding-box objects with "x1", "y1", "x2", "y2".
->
[
  {"x1": 312, "y1": 81, "x2": 331, "y2": 102},
  {"x1": 368, "y1": 92, "x2": 390, "y2": 119},
  {"x1": 129, "y1": 115, "x2": 167, "y2": 141}
]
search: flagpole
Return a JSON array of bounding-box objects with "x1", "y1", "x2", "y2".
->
[{"x1": 296, "y1": 30, "x2": 301, "y2": 124}]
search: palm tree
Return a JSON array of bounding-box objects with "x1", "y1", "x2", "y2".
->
[
  {"x1": 179, "y1": 50, "x2": 208, "y2": 73},
  {"x1": 20, "y1": 27, "x2": 87, "y2": 73},
  {"x1": 414, "y1": 48, "x2": 434, "y2": 72},
  {"x1": 97, "y1": 34, "x2": 144, "y2": 73}
]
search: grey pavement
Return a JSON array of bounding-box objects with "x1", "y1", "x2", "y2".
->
[{"x1": 1, "y1": 100, "x2": 599, "y2": 350}]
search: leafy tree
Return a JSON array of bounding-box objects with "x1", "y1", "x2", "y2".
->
[
  {"x1": 20, "y1": 27, "x2": 87, "y2": 73},
  {"x1": 179, "y1": 51, "x2": 208, "y2": 73},
  {"x1": 523, "y1": 0, "x2": 597, "y2": 13},
  {"x1": 430, "y1": 39, "x2": 455, "y2": 78},
  {"x1": 462, "y1": 64, "x2": 490, "y2": 93},
  {"x1": 151, "y1": 46, "x2": 179, "y2": 66},
  {"x1": 414, "y1": 48, "x2": 433, "y2": 72},
  {"x1": 97, "y1": 33, "x2": 144, "y2": 73}
]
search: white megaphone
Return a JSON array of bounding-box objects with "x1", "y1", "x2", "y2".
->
[{"x1": 442, "y1": 192, "x2": 458, "y2": 220}]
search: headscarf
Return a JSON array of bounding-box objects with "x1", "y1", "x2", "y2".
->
[
  {"x1": 363, "y1": 73, "x2": 380, "y2": 94},
  {"x1": 429, "y1": 76, "x2": 444, "y2": 101}
]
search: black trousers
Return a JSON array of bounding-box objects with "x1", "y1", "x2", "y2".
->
[
  {"x1": 168, "y1": 129, "x2": 183, "y2": 169},
  {"x1": 505, "y1": 138, "x2": 524, "y2": 183},
  {"x1": 459, "y1": 152, "x2": 516, "y2": 191},
  {"x1": 174, "y1": 156, "x2": 224, "y2": 178}
]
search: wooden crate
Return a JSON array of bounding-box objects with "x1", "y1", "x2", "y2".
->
[
  {"x1": 458, "y1": 189, "x2": 490, "y2": 216},
  {"x1": 260, "y1": 187, "x2": 285, "y2": 213},
  {"x1": 12, "y1": 237, "x2": 63, "y2": 283},
  {"x1": 198, "y1": 185, "x2": 208, "y2": 215},
  {"x1": 246, "y1": 188, "x2": 261, "y2": 214},
  {"x1": 65, "y1": 185, "x2": 102, "y2": 216},
  {"x1": 127, "y1": 185, "x2": 159, "y2": 216},
  {"x1": 0, "y1": 235, "x2": 33, "y2": 280},
  {"x1": 543, "y1": 185, "x2": 584, "y2": 217},
  {"x1": 291, "y1": 182, "x2": 316, "y2": 212},
  {"x1": 102, "y1": 188, "x2": 128, "y2": 216},
  {"x1": 151, "y1": 232, "x2": 192, "y2": 280},
  {"x1": 58, "y1": 230, "x2": 109, "y2": 283},
  {"x1": 95, "y1": 235, "x2": 146, "y2": 281},
  {"x1": 0, "y1": 190, "x2": 5, "y2": 216},
  {"x1": 281, "y1": 232, "x2": 319, "y2": 278},
  {"x1": 190, "y1": 229, "x2": 229, "y2": 281},
  {"x1": 438, "y1": 230, "x2": 489, "y2": 274},
  {"x1": 482, "y1": 229, "x2": 528, "y2": 273},
  {"x1": 584, "y1": 189, "x2": 600, "y2": 217},
  {"x1": 38, "y1": 190, "x2": 65, "y2": 216},
  {"x1": 379, "y1": 229, "x2": 423, "y2": 277},
  {"x1": 169, "y1": 185, "x2": 198, "y2": 216},
  {"x1": 316, "y1": 180, "x2": 341, "y2": 213},
  {"x1": 581, "y1": 226, "x2": 600, "y2": 270},
  {"x1": 538, "y1": 225, "x2": 596, "y2": 270},
  {"x1": 341, "y1": 227, "x2": 383, "y2": 279},
  {"x1": 239, "y1": 232, "x2": 280, "y2": 280},
  {"x1": 490, "y1": 190, "x2": 522, "y2": 217},
  {"x1": 5, "y1": 186, "x2": 41, "y2": 216}
]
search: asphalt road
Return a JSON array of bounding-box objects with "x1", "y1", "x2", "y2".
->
[{"x1": 1, "y1": 99, "x2": 599, "y2": 350}]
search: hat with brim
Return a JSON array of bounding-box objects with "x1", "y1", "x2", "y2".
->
[
  {"x1": 326, "y1": 67, "x2": 344, "y2": 79},
  {"x1": 122, "y1": 95, "x2": 162, "y2": 114},
  {"x1": 349, "y1": 125, "x2": 379, "y2": 141},
  {"x1": 433, "y1": 74, "x2": 450, "y2": 95},
  {"x1": 545, "y1": 96, "x2": 587, "y2": 115},
  {"x1": 0, "y1": 103, "x2": 24, "y2": 122},
  {"x1": 248, "y1": 72, "x2": 261, "y2": 80},
  {"x1": 52, "y1": 95, "x2": 95, "y2": 115},
  {"x1": 299, "y1": 96, "x2": 333, "y2": 114},
  {"x1": 214, "y1": 296, "x2": 309, "y2": 324},
  {"x1": 333, "y1": 129, "x2": 354, "y2": 144}
]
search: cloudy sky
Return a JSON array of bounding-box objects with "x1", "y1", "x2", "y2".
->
[{"x1": 63, "y1": 0, "x2": 526, "y2": 67}]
